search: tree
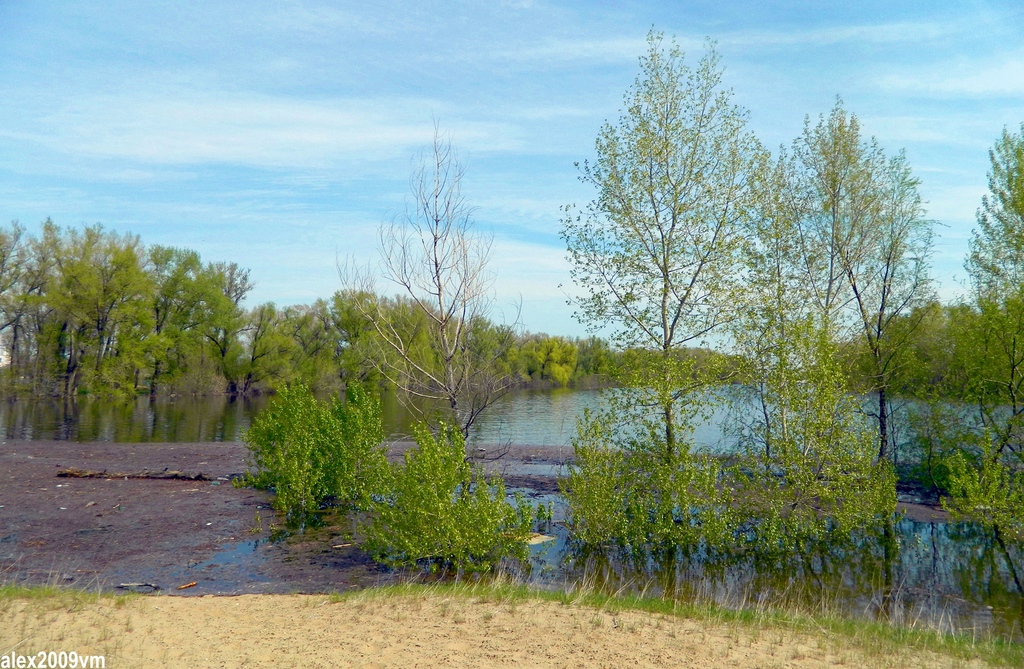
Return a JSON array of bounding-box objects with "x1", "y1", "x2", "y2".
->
[
  {"x1": 329, "y1": 289, "x2": 387, "y2": 384},
  {"x1": 0, "y1": 222, "x2": 27, "y2": 334},
  {"x1": 202, "y1": 261, "x2": 254, "y2": 394},
  {"x1": 283, "y1": 299, "x2": 342, "y2": 391},
  {"x1": 346, "y1": 128, "x2": 516, "y2": 436},
  {"x1": 789, "y1": 101, "x2": 933, "y2": 462},
  {"x1": 44, "y1": 222, "x2": 152, "y2": 396},
  {"x1": 516, "y1": 334, "x2": 578, "y2": 387},
  {"x1": 946, "y1": 123, "x2": 1024, "y2": 553},
  {"x1": 145, "y1": 246, "x2": 222, "y2": 395},
  {"x1": 234, "y1": 302, "x2": 295, "y2": 395},
  {"x1": 561, "y1": 32, "x2": 763, "y2": 462},
  {"x1": 728, "y1": 155, "x2": 894, "y2": 557},
  {"x1": 0, "y1": 221, "x2": 30, "y2": 386},
  {"x1": 968, "y1": 123, "x2": 1024, "y2": 296},
  {"x1": 561, "y1": 33, "x2": 763, "y2": 559}
]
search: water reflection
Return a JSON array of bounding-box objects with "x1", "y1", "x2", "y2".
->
[
  {"x1": 0, "y1": 395, "x2": 269, "y2": 442},
  {"x1": 3, "y1": 389, "x2": 1023, "y2": 640},
  {"x1": 526, "y1": 510, "x2": 1024, "y2": 641},
  {"x1": 0, "y1": 388, "x2": 741, "y2": 446},
  {"x1": 0, "y1": 389, "x2": 612, "y2": 444}
]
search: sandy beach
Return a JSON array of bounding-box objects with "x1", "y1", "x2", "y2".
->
[{"x1": 0, "y1": 590, "x2": 988, "y2": 668}]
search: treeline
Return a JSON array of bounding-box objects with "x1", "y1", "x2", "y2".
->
[{"x1": 0, "y1": 219, "x2": 623, "y2": 398}]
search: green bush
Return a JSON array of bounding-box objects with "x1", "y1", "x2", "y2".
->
[
  {"x1": 364, "y1": 422, "x2": 532, "y2": 572},
  {"x1": 563, "y1": 410, "x2": 733, "y2": 556},
  {"x1": 243, "y1": 383, "x2": 388, "y2": 525}
]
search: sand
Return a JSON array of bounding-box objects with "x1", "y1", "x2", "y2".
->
[{"x1": 0, "y1": 592, "x2": 985, "y2": 669}]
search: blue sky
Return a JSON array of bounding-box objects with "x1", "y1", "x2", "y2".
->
[{"x1": 1, "y1": 1, "x2": 1022, "y2": 336}]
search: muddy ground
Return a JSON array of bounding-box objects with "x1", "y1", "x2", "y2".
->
[
  {"x1": 0, "y1": 439, "x2": 566, "y2": 595},
  {"x1": 0, "y1": 439, "x2": 945, "y2": 596}
]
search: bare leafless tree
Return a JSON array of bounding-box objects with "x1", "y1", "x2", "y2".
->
[{"x1": 344, "y1": 127, "x2": 517, "y2": 436}]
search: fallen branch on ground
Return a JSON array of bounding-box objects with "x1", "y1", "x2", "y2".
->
[{"x1": 57, "y1": 467, "x2": 209, "y2": 481}]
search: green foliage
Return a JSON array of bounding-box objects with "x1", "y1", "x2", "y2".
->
[
  {"x1": 561, "y1": 33, "x2": 760, "y2": 355},
  {"x1": 968, "y1": 122, "x2": 1024, "y2": 296},
  {"x1": 731, "y1": 305, "x2": 895, "y2": 559},
  {"x1": 283, "y1": 300, "x2": 343, "y2": 392},
  {"x1": 903, "y1": 399, "x2": 979, "y2": 495},
  {"x1": 145, "y1": 246, "x2": 228, "y2": 394},
  {"x1": 42, "y1": 222, "x2": 153, "y2": 398},
  {"x1": 722, "y1": 133, "x2": 897, "y2": 558},
  {"x1": 563, "y1": 409, "x2": 734, "y2": 555},
  {"x1": 945, "y1": 437, "x2": 1024, "y2": 547},
  {"x1": 515, "y1": 335, "x2": 578, "y2": 386},
  {"x1": 364, "y1": 422, "x2": 532, "y2": 572},
  {"x1": 244, "y1": 383, "x2": 388, "y2": 526},
  {"x1": 1, "y1": 222, "x2": 617, "y2": 399},
  {"x1": 573, "y1": 336, "x2": 616, "y2": 381},
  {"x1": 937, "y1": 124, "x2": 1024, "y2": 548},
  {"x1": 561, "y1": 32, "x2": 759, "y2": 560}
]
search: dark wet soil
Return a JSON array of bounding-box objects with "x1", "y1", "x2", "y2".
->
[
  {"x1": 0, "y1": 439, "x2": 945, "y2": 595},
  {"x1": 0, "y1": 440, "x2": 570, "y2": 595}
]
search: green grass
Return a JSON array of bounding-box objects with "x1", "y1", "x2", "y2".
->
[{"x1": 0, "y1": 583, "x2": 138, "y2": 608}]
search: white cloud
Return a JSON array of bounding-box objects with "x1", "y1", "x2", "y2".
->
[
  {"x1": 858, "y1": 114, "x2": 999, "y2": 149},
  {"x1": 877, "y1": 56, "x2": 1024, "y2": 97},
  {"x1": 720, "y1": 20, "x2": 961, "y2": 49},
  {"x1": 496, "y1": 19, "x2": 961, "y2": 66},
  {"x1": 496, "y1": 36, "x2": 650, "y2": 64},
  {"x1": 20, "y1": 92, "x2": 523, "y2": 169}
]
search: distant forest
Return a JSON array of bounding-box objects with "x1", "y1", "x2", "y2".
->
[
  {"x1": 0, "y1": 216, "x2": 999, "y2": 405},
  {"x1": 0, "y1": 219, "x2": 621, "y2": 399}
]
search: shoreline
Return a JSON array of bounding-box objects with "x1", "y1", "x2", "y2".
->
[
  {"x1": 0, "y1": 438, "x2": 949, "y2": 595},
  {"x1": 0, "y1": 583, "x2": 1013, "y2": 668}
]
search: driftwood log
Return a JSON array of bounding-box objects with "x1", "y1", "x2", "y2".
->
[{"x1": 57, "y1": 467, "x2": 209, "y2": 481}]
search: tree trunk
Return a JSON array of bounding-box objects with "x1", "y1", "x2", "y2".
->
[
  {"x1": 877, "y1": 386, "x2": 889, "y2": 462},
  {"x1": 150, "y1": 360, "x2": 162, "y2": 396}
]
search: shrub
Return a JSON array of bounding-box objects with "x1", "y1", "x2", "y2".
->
[
  {"x1": 563, "y1": 410, "x2": 733, "y2": 556},
  {"x1": 364, "y1": 422, "x2": 532, "y2": 572},
  {"x1": 243, "y1": 383, "x2": 388, "y2": 526}
]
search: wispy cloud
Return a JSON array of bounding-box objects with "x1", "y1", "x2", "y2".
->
[
  {"x1": 720, "y1": 20, "x2": 962, "y2": 49},
  {"x1": 496, "y1": 19, "x2": 962, "y2": 65},
  {"x1": 858, "y1": 114, "x2": 1002, "y2": 149},
  {"x1": 878, "y1": 56, "x2": 1024, "y2": 97},
  {"x1": 11, "y1": 92, "x2": 522, "y2": 169},
  {"x1": 495, "y1": 36, "x2": 650, "y2": 64}
]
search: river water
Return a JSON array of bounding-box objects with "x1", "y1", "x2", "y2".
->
[
  {"x1": 0, "y1": 388, "x2": 726, "y2": 446},
  {"x1": 1, "y1": 389, "x2": 1021, "y2": 640}
]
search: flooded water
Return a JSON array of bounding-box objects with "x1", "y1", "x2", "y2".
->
[
  {"x1": 0, "y1": 388, "x2": 731, "y2": 447},
  {"x1": 517, "y1": 491, "x2": 1024, "y2": 641},
  {"x1": 2, "y1": 388, "x2": 1022, "y2": 641}
]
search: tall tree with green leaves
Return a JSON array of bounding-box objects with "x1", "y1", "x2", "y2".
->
[
  {"x1": 145, "y1": 246, "x2": 223, "y2": 395},
  {"x1": 203, "y1": 261, "x2": 254, "y2": 393},
  {"x1": 561, "y1": 33, "x2": 761, "y2": 558},
  {"x1": 44, "y1": 222, "x2": 153, "y2": 396},
  {"x1": 234, "y1": 302, "x2": 295, "y2": 395},
  {"x1": 0, "y1": 222, "x2": 27, "y2": 335},
  {"x1": 789, "y1": 101, "x2": 933, "y2": 462},
  {"x1": 968, "y1": 123, "x2": 1024, "y2": 296},
  {"x1": 283, "y1": 299, "x2": 342, "y2": 391},
  {"x1": 729, "y1": 154, "x2": 895, "y2": 557},
  {"x1": 947, "y1": 123, "x2": 1024, "y2": 554},
  {"x1": 561, "y1": 32, "x2": 763, "y2": 463}
]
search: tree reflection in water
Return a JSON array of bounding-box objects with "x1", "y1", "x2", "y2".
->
[{"x1": 553, "y1": 517, "x2": 1023, "y2": 641}]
